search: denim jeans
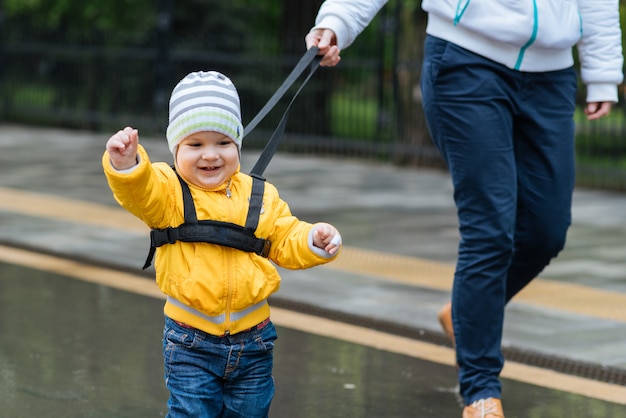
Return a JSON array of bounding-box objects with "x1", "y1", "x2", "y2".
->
[
  {"x1": 420, "y1": 36, "x2": 577, "y2": 404},
  {"x1": 162, "y1": 316, "x2": 277, "y2": 418}
]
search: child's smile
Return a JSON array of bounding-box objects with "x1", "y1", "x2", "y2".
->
[{"x1": 176, "y1": 131, "x2": 239, "y2": 190}]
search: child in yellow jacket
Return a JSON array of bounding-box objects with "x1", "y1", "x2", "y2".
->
[{"x1": 103, "y1": 71, "x2": 341, "y2": 417}]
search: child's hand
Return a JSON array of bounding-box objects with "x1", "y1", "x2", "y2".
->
[
  {"x1": 106, "y1": 127, "x2": 139, "y2": 170},
  {"x1": 312, "y1": 223, "x2": 342, "y2": 255}
]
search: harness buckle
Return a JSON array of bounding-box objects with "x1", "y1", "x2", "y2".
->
[
  {"x1": 164, "y1": 227, "x2": 177, "y2": 244},
  {"x1": 260, "y1": 239, "x2": 271, "y2": 258},
  {"x1": 250, "y1": 173, "x2": 266, "y2": 182}
]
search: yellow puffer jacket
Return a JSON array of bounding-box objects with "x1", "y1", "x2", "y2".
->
[{"x1": 103, "y1": 145, "x2": 337, "y2": 335}]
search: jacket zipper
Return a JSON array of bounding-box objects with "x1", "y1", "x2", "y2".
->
[{"x1": 223, "y1": 181, "x2": 234, "y2": 335}]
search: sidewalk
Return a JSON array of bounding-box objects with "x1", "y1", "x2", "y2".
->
[{"x1": 1, "y1": 124, "x2": 625, "y2": 383}]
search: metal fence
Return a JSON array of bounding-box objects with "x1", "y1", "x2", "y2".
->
[{"x1": 1, "y1": 3, "x2": 626, "y2": 192}]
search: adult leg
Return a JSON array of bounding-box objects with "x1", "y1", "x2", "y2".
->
[
  {"x1": 505, "y1": 68, "x2": 578, "y2": 301},
  {"x1": 421, "y1": 36, "x2": 518, "y2": 404},
  {"x1": 438, "y1": 68, "x2": 578, "y2": 344}
]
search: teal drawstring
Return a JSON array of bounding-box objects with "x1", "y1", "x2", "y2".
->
[
  {"x1": 578, "y1": 11, "x2": 583, "y2": 37},
  {"x1": 454, "y1": 0, "x2": 471, "y2": 25},
  {"x1": 514, "y1": 0, "x2": 538, "y2": 70}
]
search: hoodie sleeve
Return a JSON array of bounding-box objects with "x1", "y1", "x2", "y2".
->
[
  {"x1": 576, "y1": 0, "x2": 624, "y2": 103},
  {"x1": 311, "y1": 0, "x2": 388, "y2": 50}
]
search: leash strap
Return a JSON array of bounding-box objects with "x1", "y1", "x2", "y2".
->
[{"x1": 244, "y1": 47, "x2": 322, "y2": 178}]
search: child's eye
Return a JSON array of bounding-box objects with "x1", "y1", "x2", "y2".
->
[{"x1": 219, "y1": 140, "x2": 233, "y2": 146}]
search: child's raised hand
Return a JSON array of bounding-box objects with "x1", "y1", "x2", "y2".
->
[
  {"x1": 106, "y1": 127, "x2": 139, "y2": 170},
  {"x1": 312, "y1": 223, "x2": 342, "y2": 255}
]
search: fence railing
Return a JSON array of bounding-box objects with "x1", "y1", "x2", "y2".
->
[{"x1": 1, "y1": 23, "x2": 626, "y2": 192}]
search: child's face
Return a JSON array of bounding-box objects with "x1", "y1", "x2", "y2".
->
[{"x1": 176, "y1": 131, "x2": 239, "y2": 189}]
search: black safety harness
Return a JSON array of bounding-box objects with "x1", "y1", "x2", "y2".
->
[{"x1": 142, "y1": 48, "x2": 322, "y2": 269}]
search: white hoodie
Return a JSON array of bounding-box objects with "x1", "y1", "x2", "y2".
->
[{"x1": 311, "y1": 0, "x2": 623, "y2": 102}]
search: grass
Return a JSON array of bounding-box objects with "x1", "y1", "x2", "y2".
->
[
  {"x1": 6, "y1": 83, "x2": 56, "y2": 107},
  {"x1": 330, "y1": 92, "x2": 379, "y2": 140}
]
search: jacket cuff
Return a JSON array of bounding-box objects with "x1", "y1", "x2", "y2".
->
[
  {"x1": 307, "y1": 228, "x2": 340, "y2": 259},
  {"x1": 102, "y1": 144, "x2": 149, "y2": 178},
  {"x1": 312, "y1": 15, "x2": 351, "y2": 50},
  {"x1": 586, "y1": 83, "x2": 619, "y2": 104}
]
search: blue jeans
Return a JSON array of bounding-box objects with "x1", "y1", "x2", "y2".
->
[
  {"x1": 162, "y1": 316, "x2": 277, "y2": 417},
  {"x1": 420, "y1": 36, "x2": 577, "y2": 404}
]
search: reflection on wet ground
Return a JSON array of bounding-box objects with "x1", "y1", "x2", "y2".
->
[
  {"x1": 0, "y1": 263, "x2": 167, "y2": 417},
  {"x1": 1, "y1": 261, "x2": 624, "y2": 418}
]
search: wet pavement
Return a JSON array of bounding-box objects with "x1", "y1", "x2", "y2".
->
[
  {"x1": 0, "y1": 263, "x2": 167, "y2": 417},
  {"x1": 2, "y1": 261, "x2": 625, "y2": 418},
  {"x1": 1, "y1": 124, "x2": 626, "y2": 416}
]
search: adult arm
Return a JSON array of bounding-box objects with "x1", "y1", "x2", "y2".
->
[
  {"x1": 306, "y1": 0, "x2": 388, "y2": 66},
  {"x1": 577, "y1": 0, "x2": 623, "y2": 119}
]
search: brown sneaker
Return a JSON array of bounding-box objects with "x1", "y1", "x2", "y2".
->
[
  {"x1": 437, "y1": 302, "x2": 455, "y2": 346},
  {"x1": 462, "y1": 398, "x2": 504, "y2": 418}
]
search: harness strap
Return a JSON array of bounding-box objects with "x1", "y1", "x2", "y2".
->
[
  {"x1": 150, "y1": 221, "x2": 271, "y2": 256},
  {"x1": 142, "y1": 170, "x2": 270, "y2": 270},
  {"x1": 245, "y1": 174, "x2": 265, "y2": 231},
  {"x1": 244, "y1": 47, "x2": 321, "y2": 139},
  {"x1": 245, "y1": 47, "x2": 322, "y2": 178},
  {"x1": 179, "y1": 171, "x2": 198, "y2": 223}
]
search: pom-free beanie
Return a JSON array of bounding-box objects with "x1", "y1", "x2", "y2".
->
[{"x1": 166, "y1": 71, "x2": 243, "y2": 156}]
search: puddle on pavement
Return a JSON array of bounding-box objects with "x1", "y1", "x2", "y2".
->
[{"x1": 0, "y1": 261, "x2": 623, "y2": 417}]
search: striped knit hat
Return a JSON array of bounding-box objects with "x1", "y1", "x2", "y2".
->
[{"x1": 166, "y1": 71, "x2": 243, "y2": 156}]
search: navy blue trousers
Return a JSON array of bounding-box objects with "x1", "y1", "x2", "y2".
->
[{"x1": 420, "y1": 36, "x2": 577, "y2": 404}]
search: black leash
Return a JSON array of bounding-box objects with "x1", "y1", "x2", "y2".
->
[{"x1": 244, "y1": 47, "x2": 322, "y2": 179}]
